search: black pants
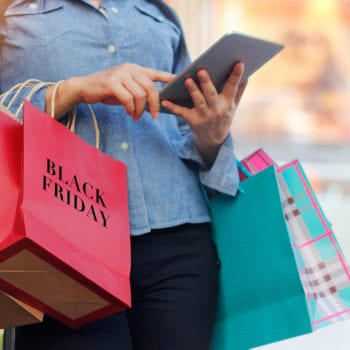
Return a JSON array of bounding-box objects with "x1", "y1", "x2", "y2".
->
[{"x1": 15, "y1": 223, "x2": 219, "y2": 350}]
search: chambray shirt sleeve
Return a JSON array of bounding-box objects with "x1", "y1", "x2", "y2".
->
[
  {"x1": 178, "y1": 127, "x2": 240, "y2": 196},
  {"x1": 166, "y1": 4, "x2": 240, "y2": 197}
]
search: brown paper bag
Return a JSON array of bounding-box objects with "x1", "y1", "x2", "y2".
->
[{"x1": 0, "y1": 291, "x2": 43, "y2": 328}]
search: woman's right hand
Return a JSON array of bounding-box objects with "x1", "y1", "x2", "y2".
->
[{"x1": 46, "y1": 63, "x2": 175, "y2": 120}]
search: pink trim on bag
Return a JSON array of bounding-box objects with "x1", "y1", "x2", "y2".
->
[
  {"x1": 241, "y1": 148, "x2": 275, "y2": 174},
  {"x1": 312, "y1": 308, "x2": 350, "y2": 326},
  {"x1": 291, "y1": 233, "x2": 332, "y2": 249},
  {"x1": 329, "y1": 234, "x2": 350, "y2": 279},
  {"x1": 294, "y1": 162, "x2": 329, "y2": 231},
  {"x1": 278, "y1": 160, "x2": 332, "y2": 236},
  {"x1": 282, "y1": 161, "x2": 350, "y2": 279},
  {"x1": 283, "y1": 161, "x2": 350, "y2": 278}
]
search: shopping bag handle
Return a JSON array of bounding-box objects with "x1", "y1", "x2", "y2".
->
[
  {"x1": 50, "y1": 81, "x2": 100, "y2": 149},
  {"x1": 235, "y1": 160, "x2": 252, "y2": 194},
  {"x1": 0, "y1": 79, "x2": 43, "y2": 120},
  {"x1": 236, "y1": 160, "x2": 252, "y2": 179},
  {"x1": 0, "y1": 80, "x2": 100, "y2": 149}
]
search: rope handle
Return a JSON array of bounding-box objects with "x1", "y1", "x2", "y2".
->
[
  {"x1": 0, "y1": 79, "x2": 43, "y2": 118},
  {"x1": 0, "y1": 79, "x2": 100, "y2": 148},
  {"x1": 0, "y1": 102, "x2": 17, "y2": 121},
  {"x1": 50, "y1": 81, "x2": 100, "y2": 149},
  {"x1": 236, "y1": 160, "x2": 252, "y2": 179}
]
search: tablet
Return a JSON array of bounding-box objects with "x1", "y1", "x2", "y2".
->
[{"x1": 159, "y1": 32, "x2": 284, "y2": 112}]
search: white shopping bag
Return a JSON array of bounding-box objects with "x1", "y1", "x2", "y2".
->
[{"x1": 250, "y1": 319, "x2": 350, "y2": 349}]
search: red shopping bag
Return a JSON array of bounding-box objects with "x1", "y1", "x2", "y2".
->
[
  {"x1": 0, "y1": 105, "x2": 22, "y2": 252},
  {"x1": 0, "y1": 105, "x2": 44, "y2": 328},
  {"x1": 0, "y1": 100, "x2": 131, "y2": 328}
]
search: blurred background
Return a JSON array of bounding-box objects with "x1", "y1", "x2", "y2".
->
[
  {"x1": 166, "y1": 0, "x2": 350, "y2": 258},
  {"x1": 1, "y1": 1, "x2": 350, "y2": 348}
]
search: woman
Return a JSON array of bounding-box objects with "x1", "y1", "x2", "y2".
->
[{"x1": 0, "y1": 1, "x2": 246, "y2": 349}]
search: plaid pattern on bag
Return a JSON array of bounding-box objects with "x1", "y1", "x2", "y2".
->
[
  {"x1": 241, "y1": 150, "x2": 350, "y2": 330},
  {"x1": 277, "y1": 160, "x2": 350, "y2": 329}
]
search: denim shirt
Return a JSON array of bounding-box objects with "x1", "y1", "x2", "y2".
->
[{"x1": 0, "y1": 0, "x2": 240, "y2": 235}]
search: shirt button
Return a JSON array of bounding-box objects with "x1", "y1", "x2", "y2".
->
[
  {"x1": 120, "y1": 142, "x2": 129, "y2": 151},
  {"x1": 111, "y1": 7, "x2": 119, "y2": 14},
  {"x1": 158, "y1": 16, "x2": 164, "y2": 22},
  {"x1": 107, "y1": 44, "x2": 117, "y2": 53},
  {"x1": 28, "y1": 2, "x2": 38, "y2": 10}
]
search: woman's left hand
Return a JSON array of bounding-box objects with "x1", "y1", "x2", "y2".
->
[{"x1": 161, "y1": 62, "x2": 247, "y2": 167}]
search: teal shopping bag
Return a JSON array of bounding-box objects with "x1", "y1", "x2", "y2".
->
[
  {"x1": 210, "y1": 165, "x2": 312, "y2": 350},
  {"x1": 241, "y1": 149, "x2": 350, "y2": 330}
]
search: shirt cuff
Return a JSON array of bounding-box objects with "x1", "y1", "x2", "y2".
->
[{"x1": 178, "y1": 133, "x2": 240, "y2": 196}]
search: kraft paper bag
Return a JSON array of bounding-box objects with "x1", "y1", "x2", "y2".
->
[
  {"x1": 209, "y1": 165, "x2": 312, "y2": 350},
  {"x1": 0, "y1": 100, "x2": 131, "y2": 328},
  {"x1": 0, "y1": 292, "x2": 43, "y2": 329}
]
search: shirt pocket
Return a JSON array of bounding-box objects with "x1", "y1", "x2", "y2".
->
[
  {"x1": 133, "y1": 4, "x2": 181, "y2": 56},
  {"x1": 3, "y1": 0, "x2": 69, "y2": 47}
]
